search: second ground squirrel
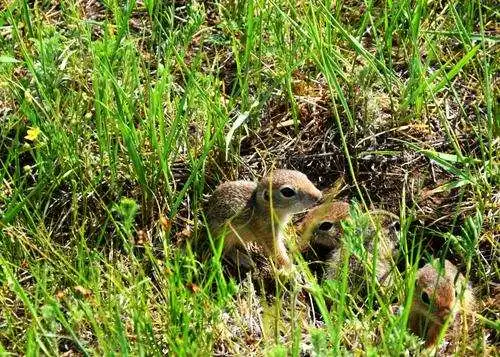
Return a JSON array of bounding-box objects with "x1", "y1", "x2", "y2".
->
[
  {"x1": 408, "y1": 259, "x2": 475, "y2": 349},
  {"x1": 206, "y1": 169, "x2": 322, "y2": 269},
  {"x1": 299, "y1": 201, "x2": 399, "y2": 286}
]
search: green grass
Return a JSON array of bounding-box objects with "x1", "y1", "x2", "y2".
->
[{"x1": 1, "y1": 0, "x2": 498, "y2": 355}]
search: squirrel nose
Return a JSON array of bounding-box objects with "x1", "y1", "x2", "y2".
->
[{"x1": 314, "y1": 189, "x2": 323, "y2": 202}]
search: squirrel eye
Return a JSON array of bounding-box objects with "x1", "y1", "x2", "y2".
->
[
  {"x1": 318, "y1": 221, "x2": 334, "y2": 232},
  {"x1": 263, "y1": 190, "x2": 269, "y2": 201},
  {"x1": 421, "y1": 292, "x2": 431, "y2": 305},
  {"x1": 280, "y1": 186, "x2": 296, "y2": 198}
]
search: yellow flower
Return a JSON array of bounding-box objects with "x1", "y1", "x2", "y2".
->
[
  {"x1": 25, "y1": 126, "x2": 41, "y2": 142},
  {"x1": 107, "y1": 23, "x2": 116, "y2": 35}
]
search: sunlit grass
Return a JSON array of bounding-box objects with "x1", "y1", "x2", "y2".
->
[{"x1": 0, "y1": 0, "x2": 498, "y2": 354}]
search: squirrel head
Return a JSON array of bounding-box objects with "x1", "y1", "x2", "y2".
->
[
  {"x1": 409, "y1": 259, "x2": 469, "y2": 346},
  {"x1": 415, "y1": 260, "x2": 460, "y2": 318},
  {"x1": 299, "y1": 201, "x2": 350, "y2": 249},
  {"x1": 255, "y1": 169, "x2": 322, "y2": 217}
]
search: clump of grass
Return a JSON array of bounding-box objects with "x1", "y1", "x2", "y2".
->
[{"x1": 1, "y1": 0, "x2": 498, "y2": 354}]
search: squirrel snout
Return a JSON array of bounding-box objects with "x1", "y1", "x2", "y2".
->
[
  {"x1": 310, "y1": 188, "x2": 323, "y2": 203},
  {"x1": 298, "y1": 188, "x2": 322, "y2": 210}
]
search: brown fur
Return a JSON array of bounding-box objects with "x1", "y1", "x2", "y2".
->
[
  {"x1": 206, "y1": 169, "x2": 322, "y2": 268},
  {"x1": 408, "y1": 259, "x2": 475, "y2": 349},
  {"x1": 299, "y1": 202, "x2": 398, "y2": 286},
  {"x1": 298, "y1": 201, "x2": 350, "y2": 250}
]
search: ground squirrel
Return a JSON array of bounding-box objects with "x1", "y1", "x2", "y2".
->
[
  {"x1": 206, "y1": 169, "x2": 322, "y2": 269},
  {"x1": 298, "y1": 201, "x2": 350, "y2": 253},
  {"x1": 408, "y1": 259, "x2": 475, "y2": 348},
  {"x1": 299, "y1": 202, "x2": 398, "y2": 286}
]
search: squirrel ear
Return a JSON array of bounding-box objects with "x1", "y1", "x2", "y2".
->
[{"x1": 262, "y1": 190, "x2": 269, "y2": 201}]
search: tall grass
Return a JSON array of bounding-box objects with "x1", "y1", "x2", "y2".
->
[{"x1": 1, "y1": 0, "x2": 497, "y2": 354}]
